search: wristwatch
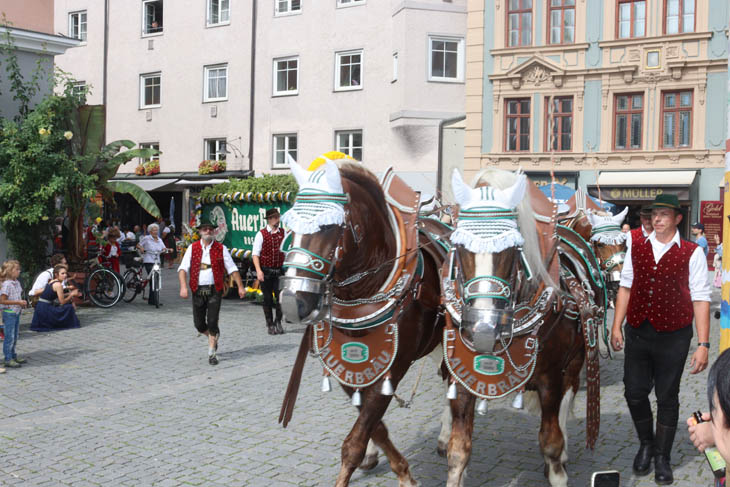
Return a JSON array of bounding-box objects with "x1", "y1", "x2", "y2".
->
[{"x1": 698, "y1": 342, "x2": 710, "y2": 349}]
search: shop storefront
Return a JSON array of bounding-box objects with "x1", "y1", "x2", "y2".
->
[
  {"x1": 526, "y1": 172, "x2": 578, "y2": 189},
  {"x1": 587, "y1": 171, "x2": 698, "y2": 238}
]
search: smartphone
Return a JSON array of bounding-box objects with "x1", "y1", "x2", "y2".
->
[{"x1": 591, "y1": 470, "x2": 620, "y2": 487}]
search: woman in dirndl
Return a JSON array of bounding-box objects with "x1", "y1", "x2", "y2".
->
[{"x1": 31, "y1": 264, "x2": 81, "y2": 332}]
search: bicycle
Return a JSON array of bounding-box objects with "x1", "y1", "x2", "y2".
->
[
  {"x1": 67, "y1": 248, "x2": 124, "y2": 308},
  {"x1": 122, "y1": 249, "x2": 170, "y2": 308}
]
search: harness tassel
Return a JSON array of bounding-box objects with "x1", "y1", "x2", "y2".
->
[
  {"x1": 511, "y1": 391, "x2": 523, "y2": 410},
  {"x1": 476, "y1": 398, "x2": 489, "y2": 416},
  {"x1": 380, "y1": 375, "x2": 394, "y2": 396},
  {"x1": 352, "y1": 389, "x2": 362, "y2": 407},
  {"x1": 321, "y1": 374, "x2": 332, "y2": 393},
  {"x1": 446, "y1": 381, "x2": 457, "y2": 400}
]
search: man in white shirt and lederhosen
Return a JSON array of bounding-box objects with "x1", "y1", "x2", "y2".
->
[{"x1": 178, "y1": 218, "x2": 245, "y2": 365}]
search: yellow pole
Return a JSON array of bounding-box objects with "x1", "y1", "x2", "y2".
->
[{"x1": 722, "y1": 33, "x2": 730, "y2": 353}]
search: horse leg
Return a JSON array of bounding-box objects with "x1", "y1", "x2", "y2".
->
[
  {"x1": 446, "y1": 387, "x2": 475, "y2": 487},
  {"x1": 370, "y1": 420, "x2": 419, "y2": 487},
  {"x1": 359, "y1": 440, "x2": 379, "y2": 471},
  {"x1": 537, "y1": 381, "x2": 571, "y2": 487},
  {"x1": 437, "y1": 400, "x2": 452, "y2": 457},
  {"x1": 334, "y1": 389, "x2": 393, "y2": 487}
]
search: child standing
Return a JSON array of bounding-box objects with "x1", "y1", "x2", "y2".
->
[{"x1": 0, "y1": 260, "x2": 27, "y2": 369}]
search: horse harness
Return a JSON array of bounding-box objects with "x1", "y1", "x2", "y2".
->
[{"x1": 439, "y1": 185, "x2": 605, "y2": 449}]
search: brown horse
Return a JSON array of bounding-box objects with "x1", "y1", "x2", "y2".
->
[
  {"x1": 442, "y1": 168, "x2": 604, "y2": 487},
  {"x1": 278, "y1": 157, "x2": 445, "y2": 487}
]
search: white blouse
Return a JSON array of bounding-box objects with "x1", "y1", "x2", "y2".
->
[{"x1": 138, "y1": 235, "x2": 167, "y2": 264}]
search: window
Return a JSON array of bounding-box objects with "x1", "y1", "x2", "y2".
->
[
  {"x1": 549, "y1": 0, "x2": 575, "y2": 44},
  {"x1": 614, "y1": 94, "x2": 643, "y2": 150},
  {"x1": 205, "y1": 139, "x2": 227, "y2": 161},
  {"x1": 143, "y1": 0, "x2": 163, "y2": 35},
  {"x1": 428, "y1": 36, "x2": 464, "y2": 82},
  {"x1": 335, "y1": 50, "x2": 362, "y2": 91},
  {"x1": 140, "y1": 73, "x2": 161, "y2": 108},
  {"x1": 204, "y1": 64, "x2": 228, "y2": 102},
  {"x1": 335, "y1": 130, "x2": 363, "y2": 161},
  {"x1": 275, "y1": 0, "x2": 301, "y2": 15},
  {"x1": 337, "y1": 0, "x2": 366, "y2": 7},
  {"x1": 273, "y1": 134, "x2": 297, "y2": 168},
  {"x1": 507, "y1": 0, "x2": 532, "y2": 47},
  {"x1": 505, "y1": 99, "x2": 530, "y2": 151},
  {"x1": 69, "y1": 11, "x2": 87, "y2": 42},
  {"x1": 392, "y1": 52, "x2": 398, "y2": 82},
  {"x1": 661, "y1": 91, "x2": 692, "y2": 148},
  {"x1": 665, "y1": 0, "x2": 694, "y2": 34},
  {"x1": 545, "y1": 97, "x2": 573, "y2": 151},
  {"x1": 617, "y1": 0, "x2": 645, "y2": 38},
  {"x1": 72, "y1": 81, "x2": 87, "y2": 98},
  {"x1": 273, "y1": 56, "x2": 299, "y2": 95},
  {"x1": 207, "y1": 0, "x2": 230, "y2": 25},
  {"x1": 140, "y1": 142, "x2": 160, "y2": 164}
]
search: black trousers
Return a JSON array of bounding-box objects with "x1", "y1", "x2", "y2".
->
[
  {"x1": 192, "y1": 286, "x2": 222, "y2": 335},
  {"x1": 144, "y1": 263, "x2": 160, "y2": 305},
  {"x1": 261, "y1": 267, "x2": 282, "y2": 318},
  {"x1": 623, "y1": 320, "x2": 693, "y2": 427}
]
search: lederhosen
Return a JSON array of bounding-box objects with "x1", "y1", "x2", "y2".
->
[{"x1": 189, "y1": 240, "x2": 226, "y2": 335}]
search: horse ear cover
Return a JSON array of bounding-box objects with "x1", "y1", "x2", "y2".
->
[
  {"x1": 451, "y1": 169, "x2": 472, "y2": 207},
  {"x1": 288, "y1": 155, "x2": 308, "y2": 188}
]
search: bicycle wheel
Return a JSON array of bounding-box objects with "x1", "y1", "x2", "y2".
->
[
  {"x1": 150, "y1": 271, "x2": 161, "y2": 308},
  {"x1": 86, "y1": 268, "x2": 123, "y2": 308},
  {"x1": 122, "y1": 269, "x2": 141, "y2": 303}
]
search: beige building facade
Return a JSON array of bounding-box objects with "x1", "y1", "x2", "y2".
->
[
  {"x1": 465, "y1": 0, "x2": 728, "y2": 227},
  {"x1": 53, "y1": 0, "x2": 467, "y2": 199}
]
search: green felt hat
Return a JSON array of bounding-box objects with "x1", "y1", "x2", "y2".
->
[
  {"x1": 647, "y1": 194, "x2": 681, "y2": 210},
  {"x1": 196, "y1": 217, "x2": 216, "y2": 229}
]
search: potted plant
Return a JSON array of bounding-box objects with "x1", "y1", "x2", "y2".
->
[{"x1": 198, "y1": 159, "x2": 226, "y2": 175}]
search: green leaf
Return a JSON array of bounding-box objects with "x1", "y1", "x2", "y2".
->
[
  {"x1": 78, "y1": 105, "x2": 105, "y2": 156},
  {"x1": 106, "y1": 181, "x2": 161, "y2": 218}
]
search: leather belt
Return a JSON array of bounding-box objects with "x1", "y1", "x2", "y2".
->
[{"x1": 200, "y1": 263, "x2": 212, "y2": 270}]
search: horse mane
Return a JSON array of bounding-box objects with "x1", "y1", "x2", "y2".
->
[
  {"x1": 473, "y1": 168, "x2": 557, "y2": 289},
  {"x1": 339, "y1": 163, "x2": 389, "y2": 219}
]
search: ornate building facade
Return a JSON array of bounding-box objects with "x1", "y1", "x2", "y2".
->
[{"x1": 464, "y1": 0, "x2": 728, "y2": 228}]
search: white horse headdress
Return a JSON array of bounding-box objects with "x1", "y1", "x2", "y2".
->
[
  {"x1": 281, "y1": 155, "x2": 349, "y2": 234},
  {"x1": 450, "y1": 169, "x2": 528, "y2": 253},
  {"x1": 586, "y1": 207, "x2": 629, "y2": 245}
]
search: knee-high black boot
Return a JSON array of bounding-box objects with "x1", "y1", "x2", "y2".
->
[
  {"x1": 654, "y1": 423, "x2": 676, "y2": 485},
  {"x1": 627, "y1": 399, "x2": 654, "y2": 476},
  {"x1": 263, "y1": 306, "x2": 276, "y2": 335},
  {"x1": 274, "y1": 303, "x2": 284, "y2": 334}
]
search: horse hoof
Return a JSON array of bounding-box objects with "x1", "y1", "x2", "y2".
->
[
  {"x1": 359, "y1": 454, "x2": 379, "y2": 471},
  {"x1": 436, "y1": 442, "x2": 447, "y2": 457}
]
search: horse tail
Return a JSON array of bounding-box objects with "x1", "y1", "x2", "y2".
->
[{"x1": 279, "y1": 325, "x2": 312, "y2": 428}]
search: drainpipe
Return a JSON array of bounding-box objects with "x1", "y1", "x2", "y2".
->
[
  {"x1": 721, "y1": 23, "x2": 730, "y2": 353},
  {"x1": 247, "y1": 0, "x2": 257, "y2": 174},
  {"x1": 437, "y1": 115, "x2": 466, "y2": 199},
  {"x1": 102, "y1": 0, "x2": 109, "y2": 143}
]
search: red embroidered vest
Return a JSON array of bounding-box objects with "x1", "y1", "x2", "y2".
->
[
  {"x1": 189, "y1": 241, "x2": 226, "y2": 292},
  {"x1": 259, "y1": 227, "x2": 285, "y2": 268},
  {"x1": 630, "y1": 227, "x2": 644, "y2": 242},
  {"x1": 626, "y1": 234, "x2": 697, "y2": 331}
]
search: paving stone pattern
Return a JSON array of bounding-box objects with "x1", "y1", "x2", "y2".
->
[{"x1": 0, "y1": 268, "x2": 723, "y2": 486}]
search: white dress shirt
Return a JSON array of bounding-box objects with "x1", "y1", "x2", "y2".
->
[
  {"x1": 138, "y1": 235, "x2": 167, "y2": 264},
  {"x1": 30, "y1": 268, "x2": 54, "y2": 296},
  {"x1": 252, "y1": 225, "x2": 282, "y2": 257},
  {"x1": 178, "y1": 240, "x2": 238, "y2": 286},
  {"x1": 619, "y1": 229, "x2": 711, "y2": 302}
]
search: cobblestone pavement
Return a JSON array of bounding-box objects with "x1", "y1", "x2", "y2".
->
[{"x1": 0, "y1": 268, "x2": 723, "y2": 486}]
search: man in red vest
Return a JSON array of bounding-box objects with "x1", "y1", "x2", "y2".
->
[
  {"x1": 252, "y1": 208, "x2": 286, "y2": 335},
  {"x1": 178, "y1": 218, "x2": 245, "y2": 365},
  {"x1": 611, "y1": 194, "x2": 710, "y2": 485}
]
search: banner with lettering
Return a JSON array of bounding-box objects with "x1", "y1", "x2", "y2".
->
[
  {"x1": 701, "y1": 200, "x2": 723, "y2": 270},
  {"x1": 201, "y1": 201, "x2": 292, "y2": 252}
]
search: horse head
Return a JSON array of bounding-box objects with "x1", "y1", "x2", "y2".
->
[
  {"x1": 449, "y1": 168, "x2": 532, "y2": 353},
  {"x1": 585, "y1": 207, "x2": 628, "y2": 289},
  {"x1": 279, "y1": 153, "x2": 395, "y2": 324}
]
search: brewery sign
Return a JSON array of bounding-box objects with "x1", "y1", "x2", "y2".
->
[{"x1": 588, "y1": 186, "x2": 690, "y2": 201}]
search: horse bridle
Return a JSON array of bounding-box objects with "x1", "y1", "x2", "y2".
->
[{"x1": 589, "y1": 223, "x2": 626, "y2": 283}]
